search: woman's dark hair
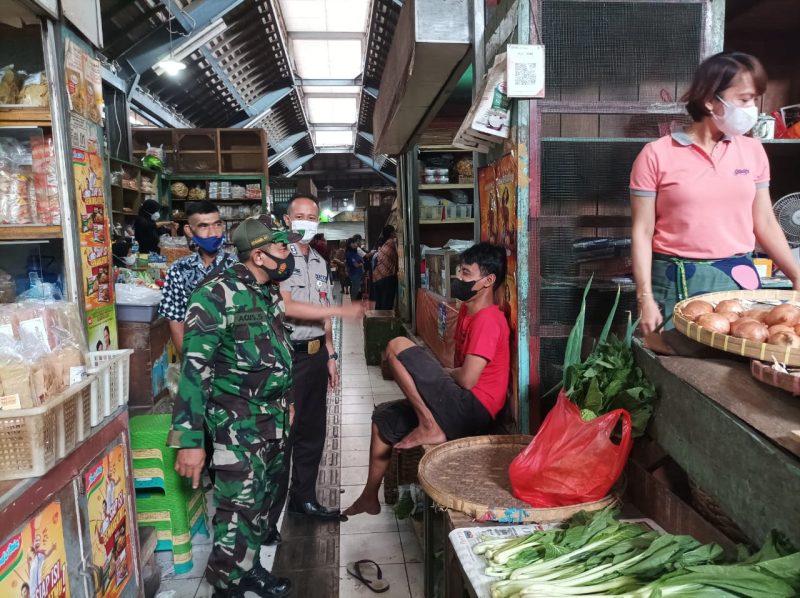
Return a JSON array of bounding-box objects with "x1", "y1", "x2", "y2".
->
[
  {"x1": 381, "y1": 225, "x2": 395, "y2": 238},
  {"x1": 682, "y1": 51, "x2": 767, "y2": 122},
  {"x1": 460, "y1": 242, "x2": 507, "y2": 289},
  {"x1": 96, "y1": 340, "x2": 104, "y2": 350},
  {"x1": 139, "y1": 199, "x2": 161, "y2": 217},
  {"x1": 186, "y1": 200, "x2": 219, "y2": 219}
]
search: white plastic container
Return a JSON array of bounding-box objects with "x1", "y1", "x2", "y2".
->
[{"x1": 88, "y1": 349, "x2": 134, "y2": 426}]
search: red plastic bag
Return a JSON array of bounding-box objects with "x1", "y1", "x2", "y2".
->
[{"x1": 509, "y1": 392, "x2": 632, "y2": 507}]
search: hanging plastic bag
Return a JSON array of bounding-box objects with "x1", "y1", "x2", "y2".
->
[{"x1": 508, "y1": 392, "x2": 632, "y2": 508}]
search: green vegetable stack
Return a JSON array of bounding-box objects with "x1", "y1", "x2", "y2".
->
[
  {"x1": 555, "y1": 279, "x2": 656, "y2": 436},
  {"x1": 474, "y1": 508, "x2": 800, "y2": 597}
]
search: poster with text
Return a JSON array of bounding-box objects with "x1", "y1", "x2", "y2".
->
[
  {"x1": 479, "y1": 154, "x2": 519, "y2": 421},
  {"x1": 85, "y1": 445, "x2": 132, "y2": 598},
  {"x1": 0, "y1": 500, "x2": 70, "y2": 598},
  {"x1": 71, "y1": 112, "x2": 117, "y2": 349}
]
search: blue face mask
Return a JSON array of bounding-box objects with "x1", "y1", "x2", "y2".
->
[{"x1": 193, "y1": 234, "x2": 225, "y2": 254}]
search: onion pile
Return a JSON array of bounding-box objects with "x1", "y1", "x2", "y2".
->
[
  {"x1": 682, "y1": 298, "x2": 800, "y2": 346},
  {"x1": 680, "y1": 300, "x2": 714, "y2": 321}
]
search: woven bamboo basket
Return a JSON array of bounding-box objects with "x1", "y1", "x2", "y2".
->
[
  {"x1": 417, "y1": 435, "x2": 618, "y2": 524},
  {"x1": 673, "y1": 289, "x2": 800, "y2": 366},
  {"x1": 750, "y1": 359, "x2": 800, "y2": 395}
]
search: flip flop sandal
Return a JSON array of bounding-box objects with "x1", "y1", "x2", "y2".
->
[{"x1": 346, "y1": 559, "x2": 390, "y2": 593}]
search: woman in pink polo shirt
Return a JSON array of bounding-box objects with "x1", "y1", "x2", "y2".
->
[{"x1": 630, "y1": 52, "x2": 800, "y2": 334}]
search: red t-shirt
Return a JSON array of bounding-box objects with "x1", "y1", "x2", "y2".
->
[{"x1": 454, "y1": 304, "x2": 510, "y2": 418}]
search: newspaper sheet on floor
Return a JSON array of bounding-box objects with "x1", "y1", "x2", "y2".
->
[{"x1": 449, "y1": 519, "x2": 665, "y2": 598}]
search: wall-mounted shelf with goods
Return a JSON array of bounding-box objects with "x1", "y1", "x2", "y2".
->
[
  {"x1": 131, "y1": 128, "x2": 268, "y2": 176},
  {"x1": 108, "y1": 158, "x2": 160, "y2": 227},
  {"x1": 415, "y1": 145, "x2": 476, "y2": 248},
  {"x1": 166, "y1": 174, "x2": 267, "y2": 234}
]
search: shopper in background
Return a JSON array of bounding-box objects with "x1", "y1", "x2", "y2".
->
[
  {"x1": 631, "y1": 51, "x2": 800, "y2": 334},
  {"x1": 169, "y1": 215, "x2": 301, "y2": 598},
  {"x1": 310, "y1": 232, "x2": 329, "y2": 262},
  {"x1": 159, "y1": 201, "x2": 236, "y2": 356},
  {"x1": 111, "y1": 238, "x2": 133, "y2": 268},
  {"x1": 133, "y1": 199, "x2": 177, "y2": 254},
  {"x1": 343, "y1": 243, "x2": 509, "y2": 517},
  {"x1": 346, "y1": 237, "x2": 365, "y2": 300},
  {"x1": 331, "y1": 240, "x2": 348, "y2": 295},
  {"x1": 372, "y1": 225, "x2": 399, "y2": 310},
  {"x1": 265, "y1": 194, "x2": 364, "y2": 539}
]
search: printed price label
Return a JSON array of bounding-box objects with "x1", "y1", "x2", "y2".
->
[
  {"x1": 0, "y1": 394, "x2": 21, "y2": 410},
  {"x1": 70, "y1": 366, "x2": 86, "y2": 384},
  {"x1": 19, "y1": 317, "x2": 50, "y2": 349},
  {"x1": 0, "y1": 323, "x2": 13, "y2": 338}
]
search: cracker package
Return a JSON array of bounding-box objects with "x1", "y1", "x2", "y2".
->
[
  {"x1": 18, "y1": 72, "x2": 49, "y2": 107},
  {"x1": 0, "y1": 64, "x2": 18, "y2": 104},
  {"x1": 0, "y1": 349, "x2": 37, "y2": 409}
]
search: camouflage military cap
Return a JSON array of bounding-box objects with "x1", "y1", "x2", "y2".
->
[{"x1": 232, "y1": 214, "x2": 302, "y2": 252}]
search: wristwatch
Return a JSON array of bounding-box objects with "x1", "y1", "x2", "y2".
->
[{"x1": 328, "y1": 352, "x2": 339, "y2": 361}]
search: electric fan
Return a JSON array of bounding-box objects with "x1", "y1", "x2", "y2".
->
[{"x1": 773, "y1": 192, "x2": 800, "y2": 262}]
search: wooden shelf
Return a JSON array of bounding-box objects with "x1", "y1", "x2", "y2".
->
[
  {"x1": 419, "y1": 145, "x2": 473, "y2": 153},
  {"x1": 176, "y1": 150, "x2": 217, "y2": 154},
  {"x1": 419, "y1": 183, "x2": 474, "y2": 190},
  {"x1": 0, "y1": 225, "x2": 62, "y2": 240},
  {"x1": 420, "y1": 218, "x2": 474, "y2": 225},
  {"x1": 171, "y1": 197, "x2": 262, "y2": 203},
  {"x1": 219, "y1": 150, "x2": 262, "y2": 155},
  {"x1": 0, "y1": 106, "x2": 51, "y2": 127},
  {"x1": 111, "y1": 183, "x2": 140, "y2": 193}
]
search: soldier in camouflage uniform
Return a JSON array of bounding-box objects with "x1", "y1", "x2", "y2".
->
[{"x1": 168, "y1": 215, "x2": 302, "y2": 598}]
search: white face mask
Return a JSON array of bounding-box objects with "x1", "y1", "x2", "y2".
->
[
  {"x1": 124, "y1": 255, "x2": 136, "y2": 266},
  {"x1": 712, "y1": 96, "x2": 759, "y2": 137},
  {"x1": 290, "y1": 219, "x2": 318, "y2": 244},
  {"x1": 151, "y1": 211, "x2": 161, "y2": 222}
]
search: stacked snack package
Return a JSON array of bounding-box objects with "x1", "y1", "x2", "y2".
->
[
  {"x1": 0, "y1": 301, "x2": 87, "y2": 409},
  {"x1": 0, "y1": 138, "x2": 36, "y2": 224},
  {"x1": 31, "y1": 135, "x2": 60, "y2": 225}
]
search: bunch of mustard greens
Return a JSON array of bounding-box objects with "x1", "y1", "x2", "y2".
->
[
  {"x1": 473, "y1": 508, "x2": 799, "y2": 598},
  {"x1": 554, "y1": 278, "x2": 656, "y2": 436}
]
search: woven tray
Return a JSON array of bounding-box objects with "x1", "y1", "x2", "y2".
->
[
  {"x1": 673, "y1": 290, "x2": 800, "y2": 366},
  {"x1": 750, "y1": 359, "x2": 800, "y2": 395},
  {"x1": 417, "y1": 435, "x2": 618, "y2": 524}
]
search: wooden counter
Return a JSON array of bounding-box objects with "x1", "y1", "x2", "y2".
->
[{"x1": 634, "y1": 340, "x2": 800, "y2": 547}]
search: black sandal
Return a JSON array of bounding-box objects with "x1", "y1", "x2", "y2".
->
[{"x1": 345, "y1": 559, "x2": 390, "y2": 593}]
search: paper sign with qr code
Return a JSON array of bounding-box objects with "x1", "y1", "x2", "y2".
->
[{"x1": 506, "y1": 44, "x2": 545, "y2": 98}]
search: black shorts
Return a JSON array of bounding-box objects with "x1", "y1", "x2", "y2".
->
[{"x1": 372, "y1": 346, "x2": 492, "y2": 445}]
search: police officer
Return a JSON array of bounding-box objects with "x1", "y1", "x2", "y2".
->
[
  {"x1": 169, "y1": 215, "x2": 301, "y2": 598},
  {"x1": 266, "y1": 194, "x2": 363, "y2": 532}
]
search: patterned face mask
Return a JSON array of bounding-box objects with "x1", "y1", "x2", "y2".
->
[{"x1": 259, "y1": 251, "x2": 295, "y2": 282}]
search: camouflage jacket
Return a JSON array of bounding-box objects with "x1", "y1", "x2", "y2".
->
[{"x1": 168, "y1": 263, "x2": 294, "y2": 449}]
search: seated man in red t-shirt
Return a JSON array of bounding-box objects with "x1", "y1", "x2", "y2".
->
[{"x1": 344, "y1": 243, "x2": 510, "y2": 517}]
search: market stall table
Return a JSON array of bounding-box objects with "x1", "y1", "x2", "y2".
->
[{"x1": 634, "y1": 335, "x2": 800, "y2": 547}]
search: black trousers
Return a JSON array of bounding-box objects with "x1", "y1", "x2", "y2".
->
[
  {"x1": 373, "y1": 275, "x2": 398, "y2": 311},
  {"x1": 269, "y1": 347, "x2": 329, "y2": 524}
]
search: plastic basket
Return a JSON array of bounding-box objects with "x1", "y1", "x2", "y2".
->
[
  {"x1": 88, "y1": 349, "x2": 133, "y2": 426},
  {"x1": 0, "y1": 374, "x2": 95, "y2": 481}
]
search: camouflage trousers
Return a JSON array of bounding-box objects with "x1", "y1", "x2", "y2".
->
[{"x1": 205, "y1": 437, "x2": 285, "y2": 589}]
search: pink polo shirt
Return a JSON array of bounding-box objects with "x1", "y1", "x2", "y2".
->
[{"x1": 630, "y1": 130, "x2": 770, "y2": 259}]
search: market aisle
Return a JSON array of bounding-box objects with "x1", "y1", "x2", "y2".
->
[
  {"x1": 335, "y1": 305, "x2": 423, "y2": 598},
  {"x1": 153, "y1": 296, "x2": 423, "y2": 597}
]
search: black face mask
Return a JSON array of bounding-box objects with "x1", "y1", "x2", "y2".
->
[
  {"x1": 259, "y1": 251, "x2": 295, "y2": 283},
  {"x1": 451, "y1": 276, "x2": 486, "y2": 302}
]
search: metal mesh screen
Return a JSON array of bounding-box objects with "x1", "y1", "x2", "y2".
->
[
  {"x1": 541, "y1": 139, "x2": 647, "y2": 216},
  {"x1": 542, "y1": 1, "x2": 704, "y2": 98},
  {"x1": 539, "y1": 284, "x2": 637, "y2": 329}
]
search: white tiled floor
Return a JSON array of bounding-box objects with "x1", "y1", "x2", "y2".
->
[{"x1": 154, "y1": 302, "x2": 423, "y2": 597}]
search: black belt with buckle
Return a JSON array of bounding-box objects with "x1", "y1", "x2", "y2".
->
[{"x1": 292, "y1": 335, "x2": 325, "y2": 355}]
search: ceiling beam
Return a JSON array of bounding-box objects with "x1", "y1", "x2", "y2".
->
[
  {"x1": 354, "y1": 153, "x2": 397, "y2": 185},
  {"x1": 233, "y1": 87, "x2": 293, "y2": 127},
  {"x1": 289, "y1": 31, "x2": 365, "y2": 40},
  {"x1": 282, "y1": 154, "x2": 316, "y2": 176},
  {"x1": 298, "y1": 78, "x2": 363, "y2": 86}
]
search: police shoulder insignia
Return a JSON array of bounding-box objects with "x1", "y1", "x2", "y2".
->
[{"x1": 289, "y1": 244, "x2": 299, "y2": 255}]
